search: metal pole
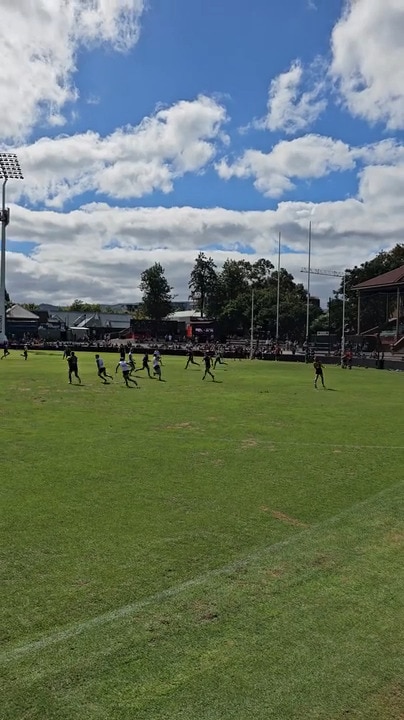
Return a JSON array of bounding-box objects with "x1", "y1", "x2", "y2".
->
[
  {"x1": 328, "y1": 297, "x2": 331, "y2": 354},
  {"x1": 276, "y1": 232, "x2": 281, "y2": 342},
  {"x1": 250, "y1": 288, "x2": 254, "y2": 359},
  {"x1": 0, "y1": 179, "x2": 8, "y2": 344},
  {"x1": 396, "y1": 286, "x2": 400, "y2": 341},
  {"x1": 341, "y1": 273, "x2": 346, "y2": 366},
  {"x1": 305, "y1": 221, "x2": 312, "y2": 357},
  {"x1": 357, "y1": 293, "x2": 361, "y2": 336}
]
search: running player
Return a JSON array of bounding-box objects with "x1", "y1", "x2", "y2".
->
[
  {"x1": 313, "y1": 357, "x2": 325, "y2": 389},
  {"x1": 128, "y1": 347, "x2": 136, "y2": 373},
  {"x1": 136, "y1": 352, "x2": 152, "y2": 378},
  {"x1": 153, "y1": 353, "x2": 162, "y2": 380},
  {"x1": 21, "y1": 344, "x2": 28, "y2": 360},
  {"x1": 1, "y1": 340, "x2": 10, "y2": 359},
  {"x1": 202, "y1": 352, "x2": 215, "y2": 381},
  {"x1": 185, "y1": 348, "x2": 199, "y2": 369},
  {"x1": 67, "y1": 351, "x2": 81, "y2": 384},
  {"x1": 116, "y1": 359, "x2": 138, "y2": 387},
  {"x1": 153, "y1": 349, "x2": 163, "y2": 366},
  {"x1": 95, "y1": 354, "x2": 113, "y2": 383},
  {"x1": 213, "y1": 347, "x2": 226, "y2": 369}
]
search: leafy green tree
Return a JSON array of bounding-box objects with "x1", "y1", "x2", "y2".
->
[
  {"x1": 140, "y1": 263, "x2": 174, "y2": 321},
  {"x1": 207, "y1": 259, "x2": 318, "y2": 339},
  {"x1": 22, "y1": 303, "x2": 40, "y2": 313},
  {"x1": 68, "y1": 300, "x2": 101, "y2": 312},
  {"x1": 189, "y1": 253, "x2": 217, "y2": 317}
]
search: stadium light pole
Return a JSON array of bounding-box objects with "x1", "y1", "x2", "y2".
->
[
  {"x1": 249, "y1": 287, "x2": 255, "y2": 359},
  {"x1": 305, "y1": 222, "x2": 312, "y2": 352},
  {"x1": 0, "y1": 153, "x2": 24, "y2": 344},
  {"x1": 275, "y1": 231, "x2": 281, "y2": 343},
  {"x1": 300, "y1": 267, "x2": 346, "y2": 366}
]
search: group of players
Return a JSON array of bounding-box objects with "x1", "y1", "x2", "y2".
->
[
  {"x1": 63, "y1": 347, "x2": 164, "y2": 386},
  {"x1": 1, "y1": 339, "x2": 329, "y2": 389},
  {"x1": 62, "y1": 345, "x2": 225, "y2": 386}
]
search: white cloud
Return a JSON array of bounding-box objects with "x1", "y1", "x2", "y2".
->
[
  {"x1": 6, "y1": 188, "x2": 404, "y2": 306},
  {"x1": 12, "y1": 96, "x2": 228, "y2": 207},
  {"x1": 331, "y1": 0, "x2": 404, "y2": 129},
  {"x1": 0, "y1": 0, "x2": 145, "y2": 142},
  {"x1": 217, "y1": 135, "x2": 355, "y2": 197},
  {"x1": 258, "y1": 60, "x2": 326, "y2": 135}
]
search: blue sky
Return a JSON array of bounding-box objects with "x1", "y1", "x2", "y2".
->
[{"x1": 2, "y1": 0, "x2": 404, "y2": 304}]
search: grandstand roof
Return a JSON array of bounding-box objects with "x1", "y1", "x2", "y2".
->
[
  {"x1": 353, "y1": 265, "x2": 404, "y2": 292},
  {"x1": 6, "y1": 304, "x2": 39, "y2": 320}
]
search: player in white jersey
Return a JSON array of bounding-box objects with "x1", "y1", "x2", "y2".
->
[
  {"x1": 128, "y1": 348, "x2": 136, "y2": 373},
  {"x1": 152, "y1": 354, "x2": 162, "y2": 380},
  {"x1": 95, "y1": 354, "x2": 113, "y2": 383},
  {"x1": 153, "y1": 349, "x2": 163, "y2": 365},
  {"x1": 116, "y1": 359, "x2": 138, "y2": 387}
]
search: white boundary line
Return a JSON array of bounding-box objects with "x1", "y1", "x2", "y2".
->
[
  {"x1": 241, "y1": 440, "x2": 404, "y2": 451},
  {"x1": 1, "y1": 479, "x2": 402, "y2": 665},
  {"x1": 193, "y1": 435, "x2": 404, "y2": 451}
]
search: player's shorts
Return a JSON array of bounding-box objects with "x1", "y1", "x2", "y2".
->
[{"x1": 123, "y1": 371, "x2": 130, "y2": 379}]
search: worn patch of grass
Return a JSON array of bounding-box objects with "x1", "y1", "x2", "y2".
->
[{"x1": 0, "y1": 351, "x2": 403, "y2": 719}]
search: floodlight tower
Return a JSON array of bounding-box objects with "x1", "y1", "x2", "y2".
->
[
  {"x1": 0, "y1": 153, "x2": 24, "y2": 344},
  {"x1": 301, "y1": 267, "x2": 346, "y2": 365}
]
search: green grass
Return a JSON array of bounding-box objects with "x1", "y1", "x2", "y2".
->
[{"x1": 0, "y1": 351, "x2": 403, "y2": 719}]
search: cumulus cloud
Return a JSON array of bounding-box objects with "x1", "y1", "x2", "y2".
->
[
  {"x1": 0, "y1": 0, "x2": 145, "y2": 142},
  {"x1": 4, "y1": 0, "x2": 404, "y2": 310},
  {"x1": 257, "y1": 60, "x2": 326, "y2": 135},
  {"x1": 217, "y1": 135, "x2": 355, "y2": 197},
  {"x1": 331, "y1": 0, "x2": 404, "y2": 130},
  {"x1": 6, "y1": 191, "x2": 404, "y2": 306},
  {"x1": 12, "y1": 96, "x2": 228, "y2": 207}
]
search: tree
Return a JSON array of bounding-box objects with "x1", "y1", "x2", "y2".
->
[
  {"x1": 67, "y1": 300, "x2": 101, "y2": 312},
  {"x1": 206, "y1": 258, "x2": 316, "y2": 339},
  {"x1": 189, "y1": 253, "x2": 217, "y2": 317},
  {"x1": 140, "y1": 263, "x2": 174, "y2": 321}
]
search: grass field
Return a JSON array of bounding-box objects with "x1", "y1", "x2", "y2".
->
[{"x1": 0, "y1": 350, "x2": 403, "y2": 719}]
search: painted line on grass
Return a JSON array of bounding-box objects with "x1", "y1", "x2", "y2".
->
[
  {"x1": 1, "y1": 479, "x2": 403, "y2": 665},
  {"x1": 248, "y1": 440, "x2": 404, "y2": 451},
  {"x1": 164, "y1": 429, "x2": 404, "y2": 452}
]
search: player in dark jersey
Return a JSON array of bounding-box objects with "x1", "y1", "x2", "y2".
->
[
  {"x1": 67, "y1": 351, "x2": 81, "y2": 384},
  {"x1": 136, "y1": 352, "x2": 152, "y2": 378},
  {"x1": 185, "y1": 348, "x2": 199, "y2": 369},
  {"x1": 119, "y1": 344, "x2": 126, "y2": 362},
  {"x1": 95, "y1": 354, "x2": 113, "y2": 383},
  {"x1": 313, "y1": 358, "x2": 325, "y2": 388},
  {"x1": 1, "y1": 340, "x2": 10, "y2": 359},
  {"x1": 202, "y1": 352, "x2": 215, "y2": 381}
]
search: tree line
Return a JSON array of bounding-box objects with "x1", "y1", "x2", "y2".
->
[
  {"x1": 139, "y1": 244, "x2": 404, "y2": 339},
  {"x1": 8, "y1": 243, "x2": 404, "y2": 337},
  {"x1": 139, "y1": 255, "x2": 322, "y2": 339}
]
